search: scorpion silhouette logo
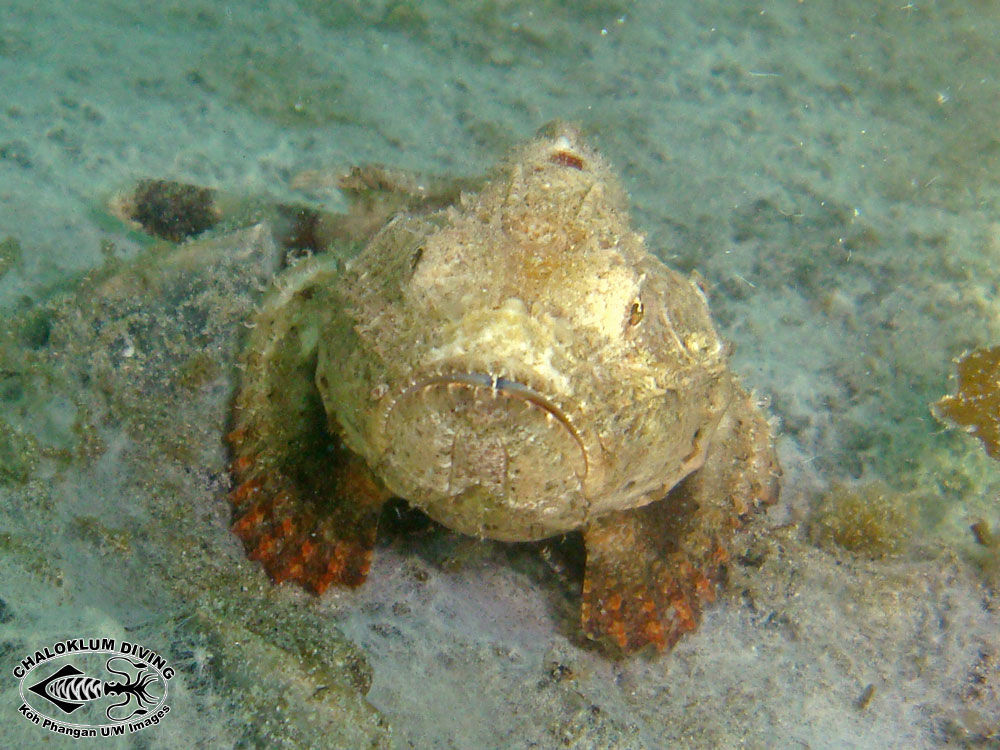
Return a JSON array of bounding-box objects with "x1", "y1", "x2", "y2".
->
[{"x1": 27, "y1": 657, "x2": 163, "y2": 721}]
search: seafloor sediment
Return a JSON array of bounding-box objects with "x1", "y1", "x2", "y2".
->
[{"x1": 1, "y1": 1, "x2": 999, "y2": 747}]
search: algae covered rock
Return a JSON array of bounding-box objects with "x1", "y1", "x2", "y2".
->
[
  {"x1": 1, "y1": 223, "x2": 390, "y2": 747},
  {"x1": 934, "y1": 345, "x2": 1000, "y2": 459}
]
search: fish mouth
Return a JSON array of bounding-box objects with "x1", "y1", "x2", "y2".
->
[
  {"x1": 393, "y1": 371, "x2": 589, "y2": 476},
  {"x1": 375, "y1": 369, "x2": 591, "y2": 538}
]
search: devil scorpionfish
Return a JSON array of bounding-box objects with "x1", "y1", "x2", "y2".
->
[{"x1": 226, "y1": 124, "x2": 780, "y2": 653}]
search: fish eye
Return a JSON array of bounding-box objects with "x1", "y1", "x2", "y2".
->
[
  {"x1": 627, "y1": 300, "x2": 644, "y2": 327},
  {"x1": 549, "y1": 150, "x2": 585, "y2": 170}
]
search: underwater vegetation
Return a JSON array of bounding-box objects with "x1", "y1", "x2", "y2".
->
[
  {"x1": 808, "y1": 481, "x2": 913, "y2": 560},
  {"x1": 118, "y1": 180, "x2": 219, "y2": 243},
  {"x1": 934, "y1": 345, "x2": 1000, "y2": 460},
  {"x1": 934, "y1": 346, "x2": 1000, "y2": 588},
  {"x1": 968, "y1": 519, "x2": 1000, "y2": 590},
  {"x1": 0, "y1": 418, "x2": 38, "y2": 485},
  {"x1": 0, "y1": 236, "x2": 21, "y2": 277}
]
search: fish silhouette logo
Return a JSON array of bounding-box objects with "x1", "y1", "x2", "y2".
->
[
  {"x1": 13, "y1": 639, "x2": 173, "y2": 738},
  {"x1": 28, "y1": 658, "x2": 163, "y2": 720}
]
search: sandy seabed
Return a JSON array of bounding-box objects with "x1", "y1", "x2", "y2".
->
[{"x1": 1, "y1": 2, "x2": 998, "y2": 747}]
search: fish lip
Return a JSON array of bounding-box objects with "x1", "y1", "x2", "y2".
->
[{"x1": 381, "y1": 369, "x2": 590, "y2": 480}]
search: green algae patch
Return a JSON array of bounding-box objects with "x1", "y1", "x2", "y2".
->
[
  {"x1": 0, "y1": 530, "x2": 65, "y2": 589},
  {"x1": 808, "y1": 481, "x2": 915, "y2": 560},
  {"x1": 175, "y1": 351, "x2": 222, "y2": 390},
  {"x1": 0, "y1": 235, "x2": 21, "y2": 277},
  {"x1": 969, "y1": 519, "x2": 1000, "y2": 591},
  {"x1": 0, "y1": 418, "x2": 39, "y2": 485},
  {"x1": 69, "y1": 515, "x2": 133, "y2": 557}
]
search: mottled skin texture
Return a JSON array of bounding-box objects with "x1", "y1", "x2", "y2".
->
[{"x1": 228, "y1": 125, "x2": 779, "y2": 653}]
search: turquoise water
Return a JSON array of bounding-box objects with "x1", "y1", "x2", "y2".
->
[{"x1": 1, "y1": 2, "x2": 998, "y2": 747}]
